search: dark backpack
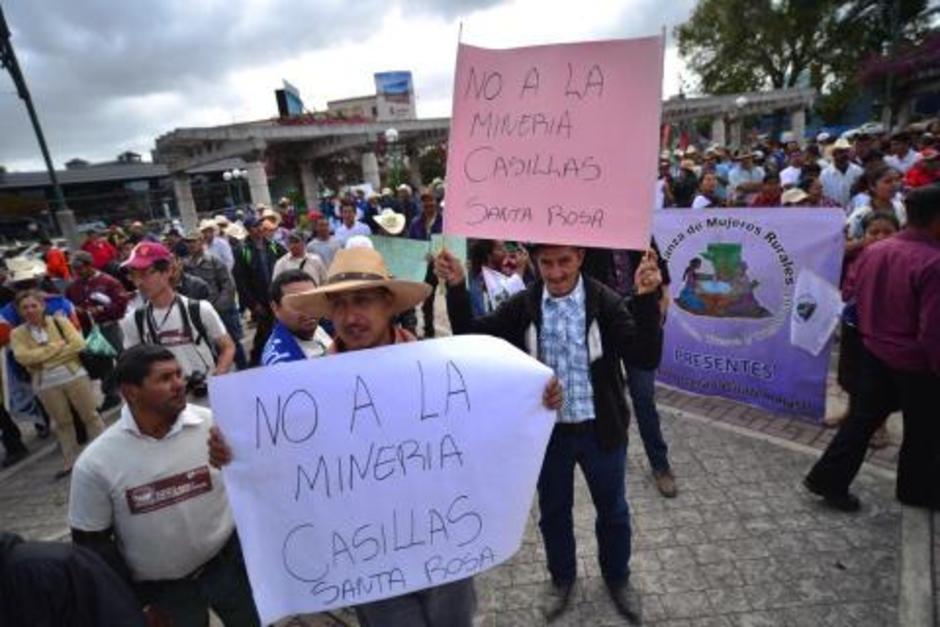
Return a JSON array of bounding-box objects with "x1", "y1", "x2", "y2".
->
[{"x1": 133, "y1": 297, "x2": 218, "y2": 362}]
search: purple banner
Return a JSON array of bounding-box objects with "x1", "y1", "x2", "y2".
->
[{"x1": 653, "y1": 209, "x2": 845, "y2": 420}]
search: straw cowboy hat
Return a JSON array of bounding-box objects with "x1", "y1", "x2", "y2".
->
[
  {"x1": 7, "y1": 257, "x2": 47, "y2": 283},
  {"x1": 284, "y1": 247, "x2": 431, "y2": 319},
  {"x1": 260, "y1": 208, "x2": 282, "y2": 226},
  {"x1": 832, "y1": 138, "x2": 853, "y2": 151},
  {"x1": 372, "y1": 208, "x2": 406, "y2": 235},
  {"x1": 781, "y1": 188, "x2": 809, "y2": 206},
  {"x1": 224, "y1": 222, "x2": 248, "y2": 240},
  {"x1": 199, "y1": 219, "x2": 219, "y2": 233}
]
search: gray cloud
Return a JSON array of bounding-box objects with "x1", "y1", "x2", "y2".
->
[{"x1": 1, "y1": 0, "x2": 501, "y2": 169}]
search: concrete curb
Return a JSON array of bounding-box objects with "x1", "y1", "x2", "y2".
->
[
  {"x1": 899, "y1": 506, "x2": 936, "y2": 627},
  {"x1": 659, "y1": 402, "x2": 897, "y2": 481}
]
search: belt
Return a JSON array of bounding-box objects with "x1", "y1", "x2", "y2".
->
[
  {"x1": 181, "y1": 533, "x2": 236, "y2": 581},
  {"x1": 554, "y1": 420, "x2": 595, "y2": 435}
]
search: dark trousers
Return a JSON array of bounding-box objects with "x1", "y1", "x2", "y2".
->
[
  {"x1": 98, "y1": 321, "x2": 123, "y2": 402},
  {"x1": 806, "y1": 344, "x2": 940, "y2": 509},
  {"x1": 219, "y1": 308, "x2": 249, "y2": 371},
  {"x1": 248, "y1": 308, "x2": 274, "y2": 368},
  {"x1": 625, "y1": 365, "x2": 670, "y2": 473},
  {"x1": 537, "y1": 423, "x2": 631, "y2": 585},
  {"x1": 136, "y1": 534, "x2": 260, "y2": 627},
  {"x1": 356, "y1": 578, "x2": 476, "y2": 627},
  {"x1": 0, "y1": 404, "x2": 26, "y2": 455}
]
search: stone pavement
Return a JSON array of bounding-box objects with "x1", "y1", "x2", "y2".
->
[
  {"x1": 0, "y1": 400, "x2": 906, "y2": 626},
  {"x1": 472, "y1": 409, "x2": 900, "y2": 626}
]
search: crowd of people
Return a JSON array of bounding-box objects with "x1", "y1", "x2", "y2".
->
[{"x1": 0, "y1": 122, "x2": 937, "y2": 625}]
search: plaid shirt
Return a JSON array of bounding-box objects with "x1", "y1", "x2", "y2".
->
[{"x1": 541, "y1": 276, "x2": 594, "y2": 423}]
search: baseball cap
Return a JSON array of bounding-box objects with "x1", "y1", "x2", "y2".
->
[
  {"x1": 121, "y1": 242, "x2": 172, "y2": 270},
  {"x1": 70, "y1": 251, "x2": 94, "y2": 267}
]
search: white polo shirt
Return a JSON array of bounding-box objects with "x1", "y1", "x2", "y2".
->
[{"x1": 68, "y1": 404, "x2": 234, "y2": 582}]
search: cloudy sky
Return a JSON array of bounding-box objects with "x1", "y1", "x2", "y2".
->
[{"x1": 1, "y1": 0, "x2": 697, "y2": 172}]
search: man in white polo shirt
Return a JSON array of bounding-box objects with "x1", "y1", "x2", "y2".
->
[{"x1": 68, "y1": 345, "x2": 259, "y2": 627}]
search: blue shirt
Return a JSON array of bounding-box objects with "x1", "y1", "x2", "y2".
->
[{"x1": 540, "y1": 276, "x2": 594, "y2": 423}]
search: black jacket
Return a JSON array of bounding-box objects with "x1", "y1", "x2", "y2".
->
[
  {"x1": 446, "y1": 275, "x2": 663, "y2": 450},
  {"x1": 233, "y1": 238, "x2": 286, "y2": 312},
  {"x1": 0, "y1": 532, "x2": 145, "y2": 626}
]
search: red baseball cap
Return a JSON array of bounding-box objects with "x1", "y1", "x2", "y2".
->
[{"x1": 121, "y1": 242, "x2": 172, "y2": 270}]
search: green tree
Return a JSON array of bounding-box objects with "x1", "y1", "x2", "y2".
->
[{"x1": 676, "y1": 0, "x2": 937, "y2": 121}]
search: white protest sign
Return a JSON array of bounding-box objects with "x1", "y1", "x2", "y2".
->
[{"x1": 209, "y1": 335, "x2": 556, "y2": 624}]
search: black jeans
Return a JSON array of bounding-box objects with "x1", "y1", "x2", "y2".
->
[
  {"x1": 806, "y1": 343, "x2": 939, "y2": 509},
  {"x1": 136, "y1": 534, "x2": 260, "y2": 627},
  {"x1": 0, "y1": 404, "x2": 26, "y2": 455}
]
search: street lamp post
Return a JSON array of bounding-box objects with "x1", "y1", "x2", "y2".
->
[
  {"x1": 224, "y1": 168, "x2": 246, "y2": 206},
  {"x1": 384, "y1": 128, "x2": 400, "y2": 188},
  {"x1": 0, "y1": 3, "x2": 80, "y2": 248}
]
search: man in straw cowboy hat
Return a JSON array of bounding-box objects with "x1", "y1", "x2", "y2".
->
[{"x1": 209, "y1": 246, "x2": 563, "y2": 626}]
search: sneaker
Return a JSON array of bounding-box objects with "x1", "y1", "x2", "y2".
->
[
  {"x1": 654, "y1": 469, "x2": 678, "y2": 498},
  {"x1": 803, "y1": 477, "x2": 861, "y2": 512},
  {"x1": 544, "y1": 580, "x2": 574, "y2": 623},
  {"x1": 34, "y1": 423, "x2": 50, "y2": 439},
  {"x1": 605, "y1": 580, "x2": 640, "y2": 624},
  {"x1": 1, "y1": 449, "x2": 30, "y2": 468}
]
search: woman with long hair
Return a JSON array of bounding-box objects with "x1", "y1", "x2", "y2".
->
[
  {"x1": 845, "y1": 165, "x2": 905, "y2": 242},
  {"x1": 691, "y1": 172, "x2": 722, "y2": 209},
  {"x1": 10, "y1": 290, "x2": 105, "y2": 478}
]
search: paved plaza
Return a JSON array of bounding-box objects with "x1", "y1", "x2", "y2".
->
[{"x1": 1, "y1": 388, "x2": 919, "y2": 626}]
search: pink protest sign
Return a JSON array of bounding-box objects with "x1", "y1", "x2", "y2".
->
[{"x1": 444, "y1": 36, "x2": 664, "y2": 249}]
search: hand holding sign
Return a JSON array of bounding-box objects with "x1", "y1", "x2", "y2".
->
[
  {"x1": 634, "y1": 249, "x2": 663, "y2": 296},
  {"x1": 434, "y1": 248, "x2": 466, "y2": 287}
]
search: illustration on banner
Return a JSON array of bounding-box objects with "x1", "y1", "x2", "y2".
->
[{"x1": 675, "y1": 242, "x2": 771, "y2": 319}]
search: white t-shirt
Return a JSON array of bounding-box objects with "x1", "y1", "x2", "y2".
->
[
  {"x1": 272, "y1": 252, "x2": 327, "y2": 286},
  {"x1": 779, "y1": 166, "x2": 802, "y2": 188},
  {"x1": 820, "y1": 162, "x2": 863, "y2": 209},
  {"x1": 884, "y1": 150, "x2": 921, "y2": 174},
  {"x1": 691, "y1": 194, "x2": 714, "y2": 209},
  {"x1": 121, "y1": 294, "x2": 228, "y2": 377},
  {"x1": 297, "y1": 327, "x2": 333, "y2": 358},
  {"x1": 68, "y1": 404, "x2": 234, "y2": 581}
]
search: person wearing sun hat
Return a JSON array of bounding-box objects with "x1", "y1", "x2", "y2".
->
[
  {"x1": 372, "y1": 207, "x2": 407, "y2": 237},
  {"x1": 821, "y1": 137, "x2": 864, "y2": 209},
  {"x1": 208, "y1": 246, "x2": 564, "y2": 626}
]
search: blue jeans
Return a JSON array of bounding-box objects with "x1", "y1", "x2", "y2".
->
[
  {"x1": 219, "y1": 308, "x2": 249, "y2": 371},
  {"x1": 537, "y1": 424, "x2": 631, "y2": 585},
  {"x1": 625, "y1": 365, "x2": 670, "y2": 473}
]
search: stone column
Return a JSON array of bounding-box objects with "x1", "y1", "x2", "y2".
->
[
  {"x1": 360, "y1": 151, "x2": 381, "y2": 191},
  {"x1": 729, "y1": 120, "x2": 743, "y2": 149},
  {"x1": 790, "y1": 109, "x2": 806, "y2": 144},
  {"x1": 299, "y1": 161, "x2": 320, "y2": 212},
  {"x1": 172, "y1": 173, "x2": 198, "y2": 231},
  {"x1": 711, "y1": 117, "x2": 726, "y2": 147},
  {"x1": 245, "y1": 159, "x2": 272, "y2": 208}
]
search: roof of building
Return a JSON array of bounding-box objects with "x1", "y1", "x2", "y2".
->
[{"x1": 0, "y1": 157, "x2": 246, "y2": 191}]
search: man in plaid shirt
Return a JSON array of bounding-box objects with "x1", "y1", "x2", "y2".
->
[{"x1": 437, "y1": 243, "x2": 663, "y2": 623}]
